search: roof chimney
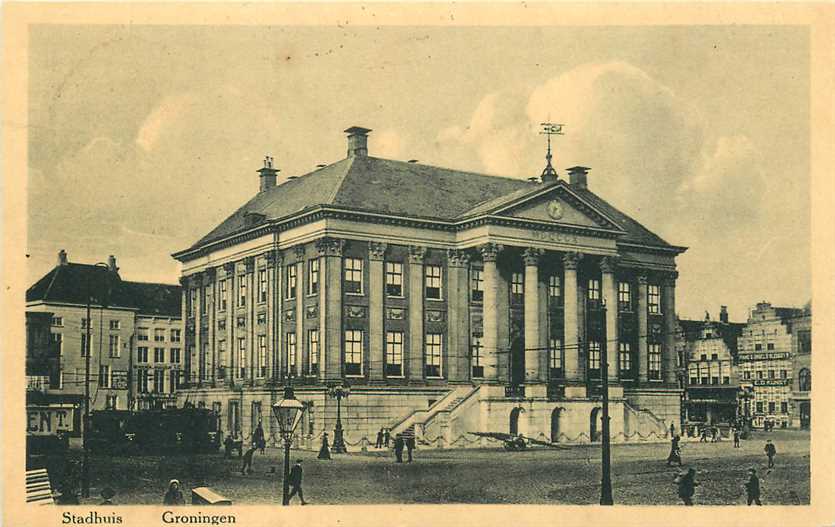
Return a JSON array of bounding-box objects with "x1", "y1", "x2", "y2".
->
[
  {"x1": 258, "y1": 155, "x2": 279, "y2": 192},
  {"x1": 345, "y1": 126, "x2": 372, "y2": 158},
  {"x1": 107, "y1": 255, "x2": 119, "y2": 273},
  {"x1": 567, "y1": 166, "x2": 590, "y2": 190},
  {"x1": 57, "y1": 249, "x2": 68, "y2": 266}
]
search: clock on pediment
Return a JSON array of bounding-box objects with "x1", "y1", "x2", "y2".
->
[{"x1": 546, "y1": 199, "x2": 564, "y2": 220}]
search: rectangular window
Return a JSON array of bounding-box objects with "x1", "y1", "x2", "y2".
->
[
  {"x1": 154, "y1": 328, "x2": 165, "y2": 342},
  {"x1": 548, "y1": 275, "x2": 561, "y2": 298},
  {"x1": 308, "y1": 329, "x2": 319, "y2": 375},
  {"x1": 81, "y1": 333, "x2": 90, "y2": 357},
  {"x1": 137, "y1": 327, "x2": 149, "y2": 341},
  {"x1": 285, "y1": 264, "x2": 297, "y2": 299},
  {"x1": 471, "y1": 268, "x2": 484, "y2": 302},
  {"x1": 648, "y1": 285, "x2": 661, "y2": 314},
  {"x1": 217, "y1": 340, "x2": 226, "y2": 369},
  {"x1": 154, "y1": 347, "x2": 165, "y2": 363},
  {"x1": 756, "y1": 401, "x2": 764, "y2": 413},
  {"x1": 98, "y1": 365, "x2": 111, "y2": 388},
  {"x1": 780, "y1": 402, "x2": 788, "y2": 414},
  {"x1": 200, "y1": 286, "x2": 207, "y2": 315},
  {"x1": 767, "y1": 342, "x2": 775, "y2": 350},
  {"x1": 385, "y1": 331, "x2": 404, "y2": 377},
  {"x1": 286, "y1": 333, "x2": 297, "y2": 377},
  {"x1": 108, "y1": 334, "x2": 120, "y2": 358},
  {"x1": 425, "y1": 265, "x2": 443, "y2": 300},
  {"x1": 471, "y1": 336, "x2": 484, "y2": 378},
  {"x1": 618, "y1": 342, "x2": 632, "y2": 375},
  {"x1": 618, "y1": 282, "x2": 631, "y2": 311},
  {"x1": 768, "y1": 401, "x2": 776, "y2": 414},
  {"x1": 344, "y1": 330, "x2": 364, "y2": 376},
  {"x1": 52, "y1": 316, "x2": 64, "y2": 327},
  {"x1": 549, "y1": 338, "x2": 563, "y2": 376},
  {"x1": 154, "y1": 369, "x2": 165, "y2": 393},
  {"x1": 344, "y1": 257, "x2": 364, "y2": 294},
  {"x1": 768, "y1": 370, "x2": 775, "y2": 379},
  {"x1": 701, "y1": 376, "x2": 709, "y2": 385},
  {"x1": 711, "y1": 376, "x2": 719, "y2": 385},
  {"x1": 189, "y1": 289, "x2": 196, "y2": 318},
  {"x1": 754, "y1": 343, "x2": 763, "y2": 351},
  {"x1": 108, "y1": 319, "x2": 119, "y2": 330},
  {"x1": 218, "y1": 279, "x2": 227, "y2": 311},
  {"x1": 588, "y1": 341, "x2": 601, "y2": 371},
  {"x1": 137, "y1": 346, "x2": 148, "y2": 363},
  {"x1": 385, "y1": 262, "x2": 403, "y2": 297},
  {"x1": 257, "y1": 335, "x2": 267, "y2": 378},
  {"x1": 52, "y1": 333, "x2": 63, "y2": 357},
  {"x1": 648, "y1": 344, "x2": 662, "y2": 379},
  {"x1": 237, "y1": 275, "x2": 247, "y2": 307},
  {"x1": 308, "y1": 259, "x2": 320, "y2": 295},
  {"x1": 511, "y1": 272, "x2": 524, "y2": 295},
  {"x1": 424, "y1": 333, "x2": 443, "y2": 378},
  {"x1": 258, "y1": 269, "x2": 268, "y2": 303},
  {"x1": 780, "y1": 369, "x2": 787, "y2": 379},
  {"x1": 238, "y1": 338, "x2": 247, "y2": 378},
  {"x1": 722, "y1": 376, "x2": 730, "y2": 385},
  {"x1": 710, "y1": 353, "x2": 718, "y2": 360},
  {"x1": 756, "y1": 370, "x2": 764, "y2": 379},
  {"x1": 170, "y1": 348, "x2": 181, "y2": 364},
  {"x1": 743, "y1": 370, "x2": 751, "y2": 380},
  {"x1": 588, "y1": 279, "x2": 601, "y2": 301},
  {"x1": 170, "y1": 329, "x2": 181, "y2": 342}
]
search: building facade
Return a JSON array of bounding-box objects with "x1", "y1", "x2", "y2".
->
[
  {"x1": 789, "y1": 304, "x2": 811, "y2": 429},
  {"x1": 737, "y1": 302, "x2": 804, "y2": 429},
  {"x1": 26, "y1": 251, "x2": 183, "y2": 416},
  {"x1": 173, "y1": 127, "x2": 686, "y2": 447}
]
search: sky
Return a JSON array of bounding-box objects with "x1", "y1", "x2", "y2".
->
[{"x1": 26, "y1": 24, "x2": 810, "y2": 321}]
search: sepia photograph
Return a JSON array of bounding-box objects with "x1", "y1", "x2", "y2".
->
[{"x1": 4, "y1": 3, "x2": 834, "y2": 526}]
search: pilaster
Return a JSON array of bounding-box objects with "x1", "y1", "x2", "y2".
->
[
  {"x1": 447, "y1": 249, "x2": 471, "y2": 383},
  {"x1": 316, "y1": 237, "x2": 345, "y2": 383},
  {"x1": 407, "y1": 245, "x2": 427, "y2": 383},
  {"x1": 637, "y1": 274, "x2": 649, "y2": 384},
  {"x1": 368, "y1": 242, "x2": 387, "y2": 383}
]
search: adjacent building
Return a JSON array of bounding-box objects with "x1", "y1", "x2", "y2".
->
[
  {"x1": 26, "y1": 251, "x2": 183, "y2": 416},
  {"x1": 789, "y1": 303, "x2": 811, "y2": 429},
  {"x1": 737, "y1": 301, "x2": 805, "y2": 429},
  {"x1": 172, "y1": 126, "x2": 687, "y2": 447}
]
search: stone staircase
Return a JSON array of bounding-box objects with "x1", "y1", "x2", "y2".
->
[
  {"x1": 388, "y1": 385, "x2": 478, "y2": 442},
  {"x1": 623, "y1": 401, "x2": 670, "y2": 441}
]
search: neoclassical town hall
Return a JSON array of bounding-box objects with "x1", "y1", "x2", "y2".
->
[{"x1": 172, "y1": 127, "x2": 686, "y2": 447}]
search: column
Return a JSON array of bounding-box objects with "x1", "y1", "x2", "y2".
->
[
  {"x1": 192, "y1": 273, "x2": 202, "y2": 386},
  {"x1": 223, "y1": 262, "x2": 235, "y2": 382},
  {"x1": 637, "y1": 274, "x2": 649, "y2": 383},
  {"x1": 562, "y1": 252, "x2": 582, "y2": 385},
  {"x1": 407, "y1": 246, "x2": 426, "y2": 383},
  {"x1": 480, "y1": 243, "x2": 501, "y2": 383},
  {"x1": 264, "y1": 250, "x2": 279, "y2": 383},
  {"x1": 600, "y1": 257, "x2": 619, "y2": 383},
  {"x1": 294, "y1": 247, "x2": 305, "y2": 379},
  {"x1": 523, "y1": 248, "x2": 543, "y2": 384},
  {"x1": 204, "y1": 268, "x2": 216, "y2": 384},
  {"x1": 447, "y1": 249, "x2": 470, "y2": 383},
  {"x1": 368, "y1": 242, "x2": 387, "y2": 383},
  {"x1": 317, "y1": 238, "x2": 344, "y2": 383},
  {"x1": 245, "y1": 256, "x2": 255, "y2": 382},
  {"x1": 663, "y1": 272, "x2": 679, "y2": 385}
]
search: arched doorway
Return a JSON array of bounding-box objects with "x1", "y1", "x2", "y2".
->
[
  {"x1": 510, "y1": 407, "x2": 526, "y2": 436},
  {"x1": 590, "y1": 407, "x2": 602, "y2": 442},
  {"x1": 510, "y1": 337, "x2": 525, "y2": 387},
  {"x1": 551, "y1": 408, "x2": 563, "y2": 442}
]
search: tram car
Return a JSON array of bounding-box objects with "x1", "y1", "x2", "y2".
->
[{"x1": 88, "y1": 407, "x2": 221, "y2": 454}]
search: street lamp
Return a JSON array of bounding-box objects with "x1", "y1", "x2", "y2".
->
[
  {"x1": 599, "y1": 298, "x2": 613, "y2": 505},
  {"x1": 327, "y1": 381, "x2": 351, "y2": 454},
  {"x1": 272, "y1": 386, "x2": 305, "y2": 506},
  {"x1": 82, "y1": 262, "x2": 112, "y2": 499}
]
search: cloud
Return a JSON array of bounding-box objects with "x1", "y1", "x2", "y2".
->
[{"x1": 135, "y1": 93, "x2": 197, "y2": 152}]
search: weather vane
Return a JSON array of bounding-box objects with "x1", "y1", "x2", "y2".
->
[{"x1": 540, "y1": 122, "x2": 564, "y2": 181}]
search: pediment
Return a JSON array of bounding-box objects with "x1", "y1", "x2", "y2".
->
[{"x1": 495, "y1": 185, "x2": 623, "y2": 231}]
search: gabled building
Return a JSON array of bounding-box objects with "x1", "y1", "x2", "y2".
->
[
  {"x1": 26, "y1": 251, "x2": 183, "y2": 415},
  {"x1": 172, "y1": 126, "x2": 687, "y2": 446}
]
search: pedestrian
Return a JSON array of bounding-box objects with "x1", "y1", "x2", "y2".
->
[
  {"x1": 764, "y1": 439, "x2": 776, "y2": 468},
  {"x1": 384, "y1": 429, "x2": 391, "y2": 447},
  {"x1": 666, "y1": 435, "x2": 682, "y2": 466},
  {"x1": 163, "y1": 479, "x2": 185, "y2": 505},
  {"x1": 376, "y1": 428, "x2": 384, "y2": 449},
  {"x1": 711, "y1": 427, "x2": 720, "y2": 443},
  {"x1": 287, "y1": 459, "x2": 308, "y2": 505},
  {"x1": 224, "y1": 434, "x2": 234, "y2": 459},
  {"x1": 674, "y1": 467, "x2": 699, "y2": 506},
  {"x1": 405, "y1": 435, "x2": 416, "y2": 463},
  {"x1": 318, "y1": 432, "x2": 332, "y2": 460},
  {"x1": 744, "y1": 467, "x2": 762, "y2": 505},
  {"x1": 394, "y1": 434, "x2": 405, "y2": 463},
  {"x1": 733, "y1": 428, "x2": 740, "y2": 448},
  {"x1": 253, "y1": 421, "x2": 266, "y2": 454},
  {"x1": 699, "y1": 427, "x2": 708, "y2": 443},
  {"x1": 241, "y1": 446, "x2": 257, "y2": 474},
  {"x1": 669, "y1": 422, "x2": 675, "y2": 438}
]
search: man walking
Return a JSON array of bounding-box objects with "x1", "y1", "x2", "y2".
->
[
  {"x1": 394, "y1": 434, "x2": 405, "y2": 463},
  {"x1": 674, "y1": 467, "x2": 699, "y2": 506},
  {"x1": 405, "y1": 435, "x2": 416, "y2": 463},
  {"x1": 733, "y1": 427, "x2": 741, "y2": 448},
  {"x1": 241, "y1": 446, "x2": 257, "y2": 475},
  {"x1": 666, "y1": 435, "x2": 682, "y2": 466},
  {"x1": 744, "y1": 467, "x2": 762, "y2": 505},
  {"x1": 375, "y1": 428, "x2": 384, "y2": 449},
  {"x1": 764, "y1": 439, "x2": 777, "y2": 468},
  {"x1": 384, "y1": 429, "x2": 391, "y2": 447},
  {"x1": 287, "y1": 459, "x2": 308, "y2": 505}
]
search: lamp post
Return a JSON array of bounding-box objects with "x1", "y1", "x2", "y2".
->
[
  {"x1": 82, "y1": 262, "x2": 111, "y2": 499},
  {"x1": 599, "y1": 298, "x2": 613, "y2": 505},
  {"x1": 327, "y1": 381, "x2": 351, "y2": 454},
  {"x1": 272, "y1": 386, "x2": 305, "y2": 506}
]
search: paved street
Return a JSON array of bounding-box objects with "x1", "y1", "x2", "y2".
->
[{"x1": 55, "y1": 429, "x2": 808, "y2": 506}]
